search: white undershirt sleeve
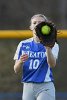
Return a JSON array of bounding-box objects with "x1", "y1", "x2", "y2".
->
[{"x1": 52, "y1": 42, "x2": 59, "y2": 59}]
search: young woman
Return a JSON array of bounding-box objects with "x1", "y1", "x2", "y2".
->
[{"x1": 14, "y1": 14, "x2": 59, "y2": 100}]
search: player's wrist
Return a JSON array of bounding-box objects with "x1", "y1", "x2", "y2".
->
[
  {"x1": 18, "y1": 59, "x2": 23, "y2": 64},
  {"x1": 45, "y1": 46, "x2": 52, "y2": 50},
  {"x1": 45, "y1": 47, "x2": 52, "y2": 54}
]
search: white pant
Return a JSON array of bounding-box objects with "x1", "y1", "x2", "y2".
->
[{"x1": 22, "y1": 82, "x2": 55, "y2": 100}]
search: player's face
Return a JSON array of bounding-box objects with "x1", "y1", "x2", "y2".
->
[
  {"x1": 30, "y1": 17, "x2": 45, "y2": 30},
  {"x1": 30, "y1": 16, "x2": 45, "y2": 42}
]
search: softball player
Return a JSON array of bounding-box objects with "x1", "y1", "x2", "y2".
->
[{"x1": 14, "y1": 14, "x2": 59, "y2": 100}]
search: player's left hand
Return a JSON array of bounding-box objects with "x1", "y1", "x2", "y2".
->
[{"x1": 35, "y1": 21, "x2": 57, "y2": 47}]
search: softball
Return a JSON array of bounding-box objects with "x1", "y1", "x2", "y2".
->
[{"x1": 41, "y1": 25, "x2": 51, "y2": 35}]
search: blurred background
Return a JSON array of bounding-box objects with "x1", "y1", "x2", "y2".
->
[{"x1": 0, "y1": 0, "x2": 67, "y2": 100}]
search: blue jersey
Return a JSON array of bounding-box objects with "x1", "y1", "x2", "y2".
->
[{"x1": 14, "y1": 38, "x2": 59, "y2": 83}]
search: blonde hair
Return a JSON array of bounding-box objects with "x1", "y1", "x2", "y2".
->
[
  {"x1": 30, "y1": 14, "x2": 49, "y2": 30},
  {"x1": 31, "y1": 14, "x2": 48, "y2": 22}
]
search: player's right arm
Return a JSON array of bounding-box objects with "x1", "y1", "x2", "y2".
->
[{"x1": 14, "y1": 54, "x2": 28, "y2": 73}]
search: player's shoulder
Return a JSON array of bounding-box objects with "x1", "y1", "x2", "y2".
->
[
  {"x1": 20, "y1": 37, "x2": 33, "y2": 44},
  {"x1": 17, "y1": 38, "x2": 33, "y2": 47}
]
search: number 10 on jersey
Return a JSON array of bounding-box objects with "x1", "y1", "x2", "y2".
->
[{"x1": 29, "y1": 59, "x2": 40, "y2": 70}]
